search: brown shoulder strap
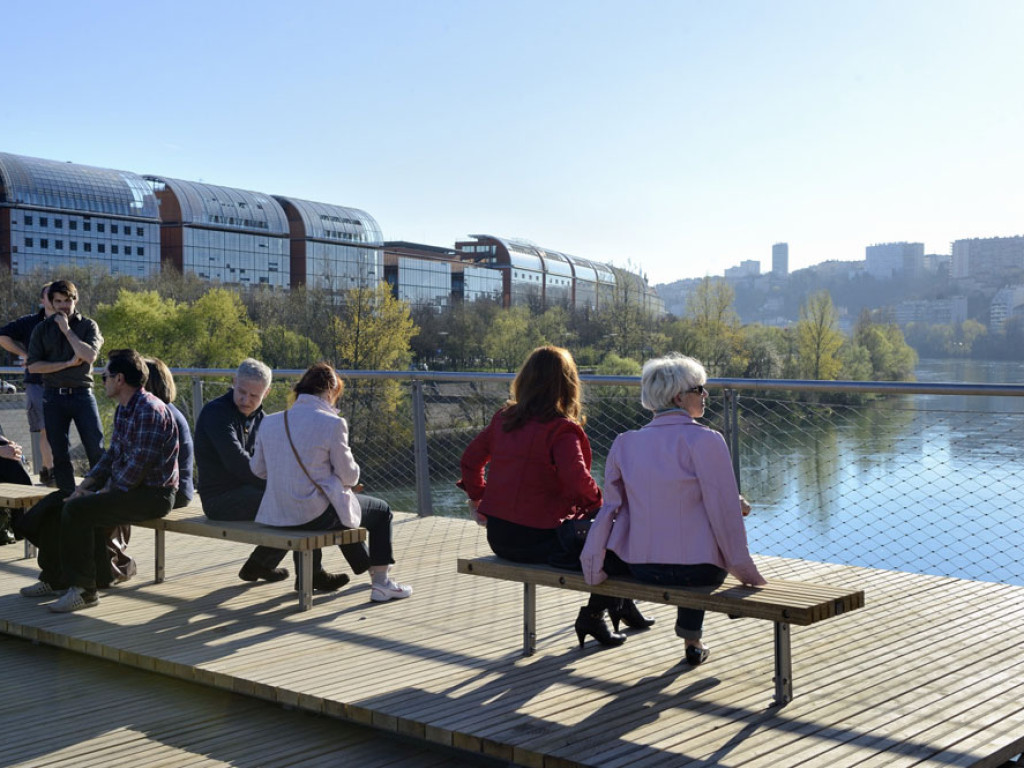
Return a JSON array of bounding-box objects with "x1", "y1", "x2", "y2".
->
[{"x1": 284, "y1": 410, "x2": 329, "y2": 499}]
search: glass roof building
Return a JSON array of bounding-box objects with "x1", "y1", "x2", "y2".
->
[
  {"x1": 273, "y1": 197, "x2": 383, "y2": 290},
  {"x1": 0, "y1": 152, "x2": 162, "y2": 277},
  {"x1": 145, "y1": 176, "x2": 291, "y2": 287}
]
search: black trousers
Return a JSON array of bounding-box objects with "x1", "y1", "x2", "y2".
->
[{"x1": 201, "y1": 485, "x2": 288, "y2": 571}]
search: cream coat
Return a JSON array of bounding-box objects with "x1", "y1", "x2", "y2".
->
[{"x1": 250, "y1": 394, "x2": 362, "y2": 528}]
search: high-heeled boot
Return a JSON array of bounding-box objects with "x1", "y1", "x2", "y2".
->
[
  {"x1": 608, "y1": 599, "x2": 656, "y2": 632},
  {"x1": 574, "y1": 607, "x2": 627, "y2": 648}
]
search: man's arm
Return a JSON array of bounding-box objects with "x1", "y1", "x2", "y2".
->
[
  {"x1": 55, "y1": 314, "x2": 100, "y2": 365},
  {"x1": 0, "y1": 335, "x2": 27, "y2": 358},
  {"x1": 200, "y1": 407, "x2": 266, "y2": 489}
]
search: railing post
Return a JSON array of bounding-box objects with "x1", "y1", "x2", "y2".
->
[
  {"x1": 411, "y1": 380, "x2": 433, "y2": 517},
  {"x1": 723, "y1": 388, "x2": 741, "y2": 490},
  {"x1": 191, "y1": 376, "x2": 203, "y2": 432}
]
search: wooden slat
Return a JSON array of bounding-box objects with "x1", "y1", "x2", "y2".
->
[
  {"x1": 134, "y1": 511, "x2": 367, "y2": 550},
  {"x1": 458, "y1": 556, "x2": 865, "y2": 625}
]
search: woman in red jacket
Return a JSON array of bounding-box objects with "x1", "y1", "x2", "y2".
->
[{"x1": 459, "y1": 345, "x2": 652, "y2": 647}]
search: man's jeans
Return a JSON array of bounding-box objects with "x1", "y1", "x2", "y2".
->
[
  {"x1": 43, "y1": 388, "x2": 104, "y2": 494},
  {"x1": 201, "y1": 485, "x2": 287, "y2": 570}
]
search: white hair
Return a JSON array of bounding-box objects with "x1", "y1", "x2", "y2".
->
[
  {"x1": 235, "y1": 358, "x2": 272, "y2": 388},
  {"x1": 640, "y1": 354, "x2": 707, "y2": 411}
]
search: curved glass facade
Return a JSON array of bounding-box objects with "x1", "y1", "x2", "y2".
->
[
  {"x1": 274, "y1": 196, "x2": 383, "y2": 290},
  {"x1": 0, "y1": 152, "x2": 158, "y2": 217},
  {"x1": 146, "y1": 176, "x2": 290, "y2": 287},
  {"x1": 1, "y1": 152, "x2": 162, "y2": 277}
]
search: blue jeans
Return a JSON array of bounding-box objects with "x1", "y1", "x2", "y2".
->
[
  {"x1": 42, "y1": 388, "x2": 104, "y2": 494},
  {"x1": 629, "y1": 563, "x2": 727, "y2": 641}
]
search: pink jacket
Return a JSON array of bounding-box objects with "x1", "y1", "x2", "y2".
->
[{"x1": 583, "y1": 411, "x2": 764, "y2": 586}]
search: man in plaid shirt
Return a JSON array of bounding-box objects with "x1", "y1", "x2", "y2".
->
[{"x1": 15, "y1": 349, "x2": 178, "y2": 612}]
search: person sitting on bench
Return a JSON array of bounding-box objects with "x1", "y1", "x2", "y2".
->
[
  {"x1": 250, "y1": 363, "x2": 412, "y2": 603},
  {"x1": 459, "y1": 345, "x2": 651, "y2": 649},
  {"x1": 581, "y1": 353, "x2": 765, "y2": 666}
]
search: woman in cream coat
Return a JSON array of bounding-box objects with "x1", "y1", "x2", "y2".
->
[{"x1": 250, "y1": 362, "x2": 412, "y2": 602}]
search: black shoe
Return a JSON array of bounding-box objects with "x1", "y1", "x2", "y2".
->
[
  {"x1": 685, "y1": 645, "x2": 710, "y2": 666},
  {"x1": 238, "y1": 562, "x2": 289, "y2": 583},
  {"x1": 294, "y1": 570, "x2": 350, "y2": 593},
  {"x1": 574, "y1": 607, "x2": 627, "y2": 648},
  {"x1": 609, "y1": 600, "x2": 656, "y2": 632}
]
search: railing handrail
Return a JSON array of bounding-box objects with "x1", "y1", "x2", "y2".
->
[{"x1": 4, "y1": 366, "x2": 1024, "y2": 397}]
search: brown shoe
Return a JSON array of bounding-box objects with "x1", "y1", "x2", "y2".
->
[{"x1": 294, "y1": 570, "x2": 350, "y2": 592}]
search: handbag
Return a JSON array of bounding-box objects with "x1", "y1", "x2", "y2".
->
[
  {"x1": 283, "y1": 410, "x2": 371, "y2": 573},
  {"x1": 548, "y1": 518, "x2": 592, "y2": 571}
]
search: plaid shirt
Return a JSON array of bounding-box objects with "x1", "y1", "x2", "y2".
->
[{"x1": 87, "y1": 388, "x2": 179, "y2": 492}]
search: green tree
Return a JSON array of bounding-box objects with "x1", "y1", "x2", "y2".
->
[
  {"x1": 484, "y1": 307, "x2": 538, "y2": 372},
  {"x1": 796, "y1": 290, "x2": 844, "y2": 380},
  {"x1": 93, "y1": 289, "x2": 182, "y2": 362},
  {"x1": 172, "y1": 288, "x2": 261, "y2": 367},
  {"x1": 259, "y1": 325, "x2": 322, "y2": 369},
  {"x1": 681, "y1": 277, "x2": 742, "y2": 375},
  {"x1": 325, "y1": 283, "x2": 417, "y2": 371}
]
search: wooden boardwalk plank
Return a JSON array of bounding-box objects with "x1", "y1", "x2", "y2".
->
[{"x1": 1, "y1": 513, "x2": 1023, "y2": 767}]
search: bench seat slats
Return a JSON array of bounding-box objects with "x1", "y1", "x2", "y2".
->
[
  {"x1": 134, "y1": 510, "x2": 365, "y2": 551},
  {"x1": 457, "y1": 556, "x2": 864, "y2": 626}
]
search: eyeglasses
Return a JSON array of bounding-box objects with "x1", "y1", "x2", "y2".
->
[
  {"x1": 686, "y1": 385, "x2": 707, "y2": 396},
  {"x1": 101, "y1": 372, "x2": 115, "y2": 383}
]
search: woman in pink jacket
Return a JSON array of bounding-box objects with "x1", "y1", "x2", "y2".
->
[{"x1": 582, "y1": 354, "x2": 765, "y2": 666}]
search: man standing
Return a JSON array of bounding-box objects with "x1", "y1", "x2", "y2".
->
[
  {"x1": 17, "y1": 349, "x2": 178, "y2": 612},
  {"x1": 26, "y1": 280, "x2": 104, "y2": 494},
  {"x1": 193, "y1": 358, "x2": 291, "y2": 583},
  {"x1": 0, "y1": 282, "x2": 55, "y2": 484}
]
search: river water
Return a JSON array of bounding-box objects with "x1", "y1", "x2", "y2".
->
[{"x1": 738, "y1": 358, "x2": 1024, "y2": 585}]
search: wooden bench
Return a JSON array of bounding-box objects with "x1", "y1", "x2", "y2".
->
[
  {"x1": 458, "y1": 556, "x2": 865, "y2": 705},
  {"x1": 134, "y1": 499, "x2": 367, "y2": 611}
]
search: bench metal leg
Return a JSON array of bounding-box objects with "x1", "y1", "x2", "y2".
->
[
  {"x1": 154, "y1": 529, "x2": 165, "y2": 583},
  {"x1": 297, "y1": 550, "x2": 313, "y2": 611},
  {"x1": 773, "y1": 621, "x2": 793, "y2": 706},
  {"x1": 24, "y1": 539, "x2": 37, "y2": 560},
  {"x1": 523, "y1": 583, "x2": 536, "y2": 656}
]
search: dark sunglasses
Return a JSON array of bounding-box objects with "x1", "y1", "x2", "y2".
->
[{"x1": 687, "y1": 385, "x2": 707, "y2": 396}]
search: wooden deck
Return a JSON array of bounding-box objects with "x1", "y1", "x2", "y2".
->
[{"x1": 1, "y1": 512, "x2": 1023, "y2": 767}]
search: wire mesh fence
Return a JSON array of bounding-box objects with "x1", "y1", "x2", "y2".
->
[{"x1": 3, "y1": 368, "x2": 1023, "y2": 586}]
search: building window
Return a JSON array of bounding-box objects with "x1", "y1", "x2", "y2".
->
[
  {"x1": 40, "y1": 239, "x2": 48, "y2": 249},
  {"x1": 84, "y1": 243, "x2": 92, "y2": 252},
  {"x1": 136, "y1": 227, "x2": 144, "y2": 237},
  {"x1": 55, "y1": 240, "x2": 64, "y2": 250},
  {"x1": 55, "y1": 219, "x2": 63, "y2": 229},
  {"x1": 24, "y1": 215, "x2": 33, "y2": 226},
  {"x1": 24, "y1": 237, "x2": 33, "y2": 248},
  {"x1": 98, "y1": 244, "x2": 105, "y2": 253},
  {"x1": 97, "y1": 223, "x2": 105, "y2": 233},
  {"x1": 111, "y1": 245, "x2": 119, "y2": 254},
  {"x1": 69, "y1": 220, "x2": 77, "y2": 230},
  {"x1": 137, "y1": 246, "x2": 145, "y2": 256},
  {"x1": 83, "y1": 222, "x2": 91, "y2": 232},
  {"x1": 111, "y1": 224, "x2": 118, "y2": 234},
  {"x1": 70, "y1": 242, "x2": 78, "y2": 252},
  {"x1": 40, "y1": 217, "x2": 48, "y2": 227}
]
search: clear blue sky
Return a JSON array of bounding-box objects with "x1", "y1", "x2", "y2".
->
[{"x1": 3, "y1": 0, "x2": 1022, "y2": 284}]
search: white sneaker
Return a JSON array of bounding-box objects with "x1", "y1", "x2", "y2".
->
[
  {"x1": 48, "y1": 587, "x2": 98, "y2": 613},
  {"x1": 20, "y1": 581, "x2": 59, "y2": 598},
  {"x1": 370, "y1": 578, "x2": 413, "y2": 603}
]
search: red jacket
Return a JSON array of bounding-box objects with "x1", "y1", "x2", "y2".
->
[{"x1": 459, "y1": 410, "x2": 602, "y2": 529}]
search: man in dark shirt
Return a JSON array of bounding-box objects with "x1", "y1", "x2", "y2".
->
[
  {"x1": 25, "y1": 279, "x2": 105, "y2": 494},
  {"x1": 194, "y1": 358, "x2": 290, "y2": 583},
  {"x1": 17, "y1": 348, "x2": 178, "y2": 613},
  {"x1": 0, "y1": 282, "x2": 55, "y2": 483}
]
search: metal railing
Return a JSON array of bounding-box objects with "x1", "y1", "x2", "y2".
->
[{"x1": 3, "y1": 367, "x2": 1023, "y2": 586}]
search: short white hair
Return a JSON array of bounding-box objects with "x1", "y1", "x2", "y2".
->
[
  {"x1": 640, "y1": 354, "x2": 707, "y2": 412},
  {"x1": 236, "y1": 358, "x2": 272, "y2": 389}
]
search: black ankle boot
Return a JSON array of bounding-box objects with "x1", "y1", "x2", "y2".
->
[
  {"x1": 574, "y1": 607, "x2": 627, "y2": 648},
  {"x1": 608, "y1": 600, "x2": 656, "y2": 632}
]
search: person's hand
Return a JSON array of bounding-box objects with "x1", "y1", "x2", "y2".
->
[
  {"x1": 739, "y1": 495, "x2": 752, "y2": 517},
  {"x1": 64, "y1": 356, "x2": 82, "y2": 369},
  {"x1": 67, "y1": 484, "x2": 96, "y2": 501},
  {"x1": 54, "y1": 313, "x2": 70, "y2": 334},
  {"x1": 0, "y1": 442, "x2": 22, "y2": 461},
  {"x1": 468, "y1": 498, "x2": 486, "y2": 526}
]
